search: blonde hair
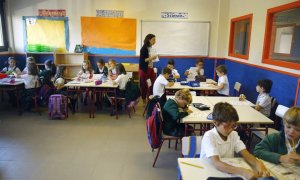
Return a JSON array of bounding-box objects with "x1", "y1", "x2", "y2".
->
[
  {"x1": 284, "y1": 107, "x2": 300, "y2": 127},
  {"x1": 108, "y1": 59, "x2": 116, "y2": 65},
  {"x1": 175, "y1": 88, "x2": 192, "y2": 104}
]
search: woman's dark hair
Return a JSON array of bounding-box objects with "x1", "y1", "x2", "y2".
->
[
  {"x1": 116, "y1": 63, "x2": 127, "y2": 75},
  {"x1": 212, "y1": 102, "x2": 239, "y2": 123},
  {"x1": 143, "y1": 34, "x2": 155, "y2": 47}
]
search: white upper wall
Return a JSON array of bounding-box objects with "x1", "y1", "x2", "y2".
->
[
  {"x1": 7, "y1": 0, "x2": 222, "y2": 56},
  {"x1": 225, "y1": 0, "x2": 300, "y2": 75}
]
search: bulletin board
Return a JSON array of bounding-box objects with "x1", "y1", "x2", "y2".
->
[
  {"x1": 81, "y1": 17, "x2": 136, "y2": 55},
  {"x1": 141, "y1": 21, "x2": 210, "y2": 56},
  {"x1": 23, "y1": 16, "x2": 69, "y2": 52}
]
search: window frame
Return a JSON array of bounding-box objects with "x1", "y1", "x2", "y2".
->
[
  {"x1": 262, "y1": 1, "x2": 300, "y2": 70},
  {"x1": 228, "y1": 14, "x2": 253, "y2": 60},
  {"x1": 0, "y1": 0, "x2": 8, "y2": 52}
]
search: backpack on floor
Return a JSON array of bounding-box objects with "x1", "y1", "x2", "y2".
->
[
  {"x1": 48, "y1": 94, "x2": 68, "y2": 119},
  {"x1": 146, "y1": 106, "x2": 162, "y2": 149}
]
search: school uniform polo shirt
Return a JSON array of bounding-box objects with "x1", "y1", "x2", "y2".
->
[
  {"x1": 256, "y1": 93, "x2": 271, "y2": 117},
  {"x1": 153, "y1": 74, "x2": 169, "y2": 97},
  {"x1": 217, "y1": 75, "x2": 229, "y2": 96},
  {"x1": 115, "y1": 74, "x2": 129, "y2": 90},
  {"x1": 200, "y1": 127, "x2": 246, "y2": 158},
  {"x1": 172, "y1": 69, "x2": 180, "y2": 77}
]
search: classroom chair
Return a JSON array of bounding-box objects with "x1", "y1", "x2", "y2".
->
[
  {"x1": 32, "y1": 79, "x2": 41, "y2": 115},
  {"x1": 152, "y1": 103, "x2": 181, "y2": 167},
  {"x1": 248, "y1": 104, "x2": 288, "y2": 149},
  {"x1": 178, "y1": 136, "x2": 202, "y2": 180},
  {"x1": 233, "y1": 81, "x2": 242, "y2": 96}
]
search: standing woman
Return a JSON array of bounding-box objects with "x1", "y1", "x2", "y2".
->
[{"x1": 139, "y1": 34, "x2": 158, "y2": 105}]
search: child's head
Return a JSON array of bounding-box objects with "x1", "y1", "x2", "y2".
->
[
  {"x1": 196, "y1": 58, "x2": 204, "y2": 69},
  {"x1": 44, "y1": 59, "x2": 53, "y2": 70},
  {"x1": 97, "y1": 59, "x2": 105, "y2": 69},
  {"x1": 162, "y1": 67, "x2": 172, "y2": 79},
  {"x1": 82, "y1": 60, "x2": 91, "y2": 71},
  {"x1": 26, "y1": 56, "x2": 35, "y2": 63},
  {"x1": 216, "y1": 65, "x2": 227, "y2": 77},
  {"x1": 167, "y1": 59, "x2": 175, "y2": 70},
  {"x1": 256, "y1": 79, "x2": 273, "y2": 94},
  {"x1": 108, "y1": 59, "x2": 116, "y2": 69},
  {"x1": 175, "y1": 88, "x2": 192, "y2": 108},
  {"x1": 54, "y1": 77, "x2": 65, "y2": 90},
  {"x1": 283, "y1": 107, "x2": 300, "y2": 142},
  {"x1": 116, "y1": 63, "x2": 127, "y2": 75},
  {"x1": 8, "y1": 57, "x2": 16, "y2": 67},
  {"x1": 27, "y1": 62, "x2": 38, "y2": 76},
  {"x1": 212, "y1": 102, "x2": 239, "y2": 137}
]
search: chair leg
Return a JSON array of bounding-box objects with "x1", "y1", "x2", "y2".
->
[
  {"x1": 168, "y1": 139, "x2": 171, "y2": 149},
  {"x1": 153, "y1": 140, "x2": 164, "y2": 167},
  {"x1": 175, "y1": 139, "x2": 178, "y2": 150}
]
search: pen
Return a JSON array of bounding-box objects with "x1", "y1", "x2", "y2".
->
[{"x1": 181, "y1": 161, "x2": 204, "y2": 169}]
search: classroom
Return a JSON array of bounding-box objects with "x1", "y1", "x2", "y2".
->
[{"x1": 0, "y1": 0, "x2": 300, "y2": 179}]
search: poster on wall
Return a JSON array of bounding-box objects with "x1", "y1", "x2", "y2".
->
[
  {"x1": 81, "y1": 17, "x2": 136, "y2": 55},
  {"x1": 96, "y1": 10, "x2": 124, "y2": 17},
  {"x1": 38, "y1": 9, "x2": 66, "y2": 17},
  {"x1": 24, "y1": 16, "x2": 69, "y2": 52}
]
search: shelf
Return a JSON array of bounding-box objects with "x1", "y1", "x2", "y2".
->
[{"x1": 26, "y1": 52, "x2": 55, "y2": 55}]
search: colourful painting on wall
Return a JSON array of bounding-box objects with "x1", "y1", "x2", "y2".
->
[{"x1": 81, "y1": 17, "x2": 136, "y2": 55}]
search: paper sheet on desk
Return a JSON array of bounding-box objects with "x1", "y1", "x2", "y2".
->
[
  {"x1": 93, "y1": 74, "x2": 103, "y2": 80},
  {"x1": 229, "y1": 101, "x2": 253, "y2": 106}
]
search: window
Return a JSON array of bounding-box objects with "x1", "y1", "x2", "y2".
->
[
  {"x1": 262, "y1": 1, "x2": 300, "y2": 70},
  {"x1": 228, "y1": 14, "x2": 253, "y2": 60},
  {"x1": 0, "y1": 0, "x2": 8, "y2": 51}
]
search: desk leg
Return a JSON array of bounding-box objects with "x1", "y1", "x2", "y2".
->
[
  {"x1": 115, "y1": 88, "x2": 118, "y2": 120},
  {"x1": 14, "y1": 88, "x2": 22, "y2": 115}
]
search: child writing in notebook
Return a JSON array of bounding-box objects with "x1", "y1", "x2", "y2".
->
[
  {"x1": 207, "y1": 65, "x2": 229, "y2": 96},
  {"x1": 254, "y1": 107, "x2": 300, "y2": 164},
  {"x1": 1, "y1": 57, "x2": 21, "y2": 75},
  {"x1": 77, "y1": 60, "x2": 93, "y2": 79},
  {"x1": 201, "y1": 102, "x2": 270, "y2": 179},
  {"x1": 184, "y1": 58, "x2": 204, "y2": 81},
  {"x1": 255, "y1": 79, "x2": 273, "y2": 117},
  {"x1": 108, "y1": 59, "x2": 117, "y2": 80},
  {"x1": 167, "y1": 59, "x2": 180, "y2": 80}
]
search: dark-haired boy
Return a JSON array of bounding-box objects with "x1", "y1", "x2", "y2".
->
[
  {"x1": 153, "y1": 67, "x2": 174, "y2": 97},
  {"x1": 255, "y1": 79, "x2": 273, "y2": 117}
]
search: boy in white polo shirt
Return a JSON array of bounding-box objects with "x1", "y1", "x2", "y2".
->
[
  {"x1": 200, "y1": 102, "x2": 270, "y2": 179},
  {"x1": 255, "y1": 79, "x2": 273, "y2": 117},
  {"x1": 153, "y1": 67, "x2": 174, "y2": 97},
  {"x1": 207, "y1": 65, "x2": 229, "y2": 96}
]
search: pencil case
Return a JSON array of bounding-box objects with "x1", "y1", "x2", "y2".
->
[
  {"x1": 188, "y1": 81, "x2": 200, "y2": 87},
  {"x1": 95, "y1": 80, "x2": 102, "y2": 85}
]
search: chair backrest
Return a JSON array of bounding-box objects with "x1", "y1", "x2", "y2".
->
[
  {"x1": 234, "y1": 82, "x2": 241, "y2": 96},
  {"x1": 275, "y1": 105, "x2": 289, "y2": 118},
  {"x1": 269, "y1": 97, "x2": 279, "y2": 121},
  {"x1": 182, "y1": 136, "x2": 202, "y2": 158}
]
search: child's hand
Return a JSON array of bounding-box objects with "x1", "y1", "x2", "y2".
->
[
  {"x1": 254, "y1": 160, "x2": 270, "y2": 178},
  {"x1": 184, "y1": 70, "x2": 189, "y2": 76},
  {"x1": 186, "y1": 109, "x2": 193, "y2": 114},
  {"x1": 241, "y1": 168, "x2": 259, "y2": 180},
  {"x1": 280, "y1": 152, "x2": 300, "y2": 163}
]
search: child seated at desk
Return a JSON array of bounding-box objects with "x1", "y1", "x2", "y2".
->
[
  {"x1": 254, "y1": 107, "x2": 300, "y2": 165},
  {"x1": 111, "y1": 63, "x2": 129, "y2": 98},
  {"x1": 153, "y1": 67, "x2": 174, "y2": 97},
  {"x1": 77, "y1": 60, "x2": 93, "y2": 79},
  {"x1": 1, "y1": 57, "x2": 21, "y2": 75},
  {"x1": 14, "y1": 62, "x2": 40, "y2": 111},
  {"x1": 108, "y1": 59, "x2": 117, "y2": 80},
  {"x1": 207, "y1": 65, "x2": 229, "y2": 96},
  {"x1": 255, "y1": 79, "x2": 273, "y2": 117},
  {"x1": 184, "y1": 58, "x2": 204, "y2": 81},
  {"x1": 162, "y1": 88, "x2": 193, "y2": 137},
  {"x1": 39, "y1": 59, "x2": 55, "y2": 87},
  {"x1": 94, "y1": 59, "x2": 108, "y2": 77},
  {"x1": 167, "y1": 59, "x2": 180, "y2": 80},
  {"x1": 22, "y1": 57, "x2": 36, "y2": 75},
  {"x1": 200, "y1": 102, "x2": 269, "y2": 179}
]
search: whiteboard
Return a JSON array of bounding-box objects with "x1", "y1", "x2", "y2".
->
[{"x1": 141, "y1": 21, "x2": 210, "y2": 56}]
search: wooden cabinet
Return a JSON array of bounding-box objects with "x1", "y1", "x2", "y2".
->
[{"x1": 54, "y1": 53, "x2": 88, "y2": 80}]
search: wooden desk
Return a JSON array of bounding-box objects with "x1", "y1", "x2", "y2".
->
[{"x1": 178, "y1": 158, "x2": 300, "y2": 180}]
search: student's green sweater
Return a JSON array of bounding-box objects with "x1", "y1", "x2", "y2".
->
[
  {"x1": 162, "y1": 99, "x2": 188, "y2": 135},
  {"x1": 254, "y1": 130, "x2": 300, "y2": 164}
]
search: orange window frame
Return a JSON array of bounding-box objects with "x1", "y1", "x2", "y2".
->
[
  {"x1": 262, "y1": 1, "x2": 300, "y2": 70},
  {"x1": 228, "y1": 14, "x2": 253, "y2": 60}
]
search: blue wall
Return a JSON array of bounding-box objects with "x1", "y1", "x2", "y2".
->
[{"x1": 225, "y1": 60, "x2": 299, "y2": 107}]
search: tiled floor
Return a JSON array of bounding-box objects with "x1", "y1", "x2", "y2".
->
[{"x1": 0, "y1": 102, "x2": 179, "y2": 180}]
